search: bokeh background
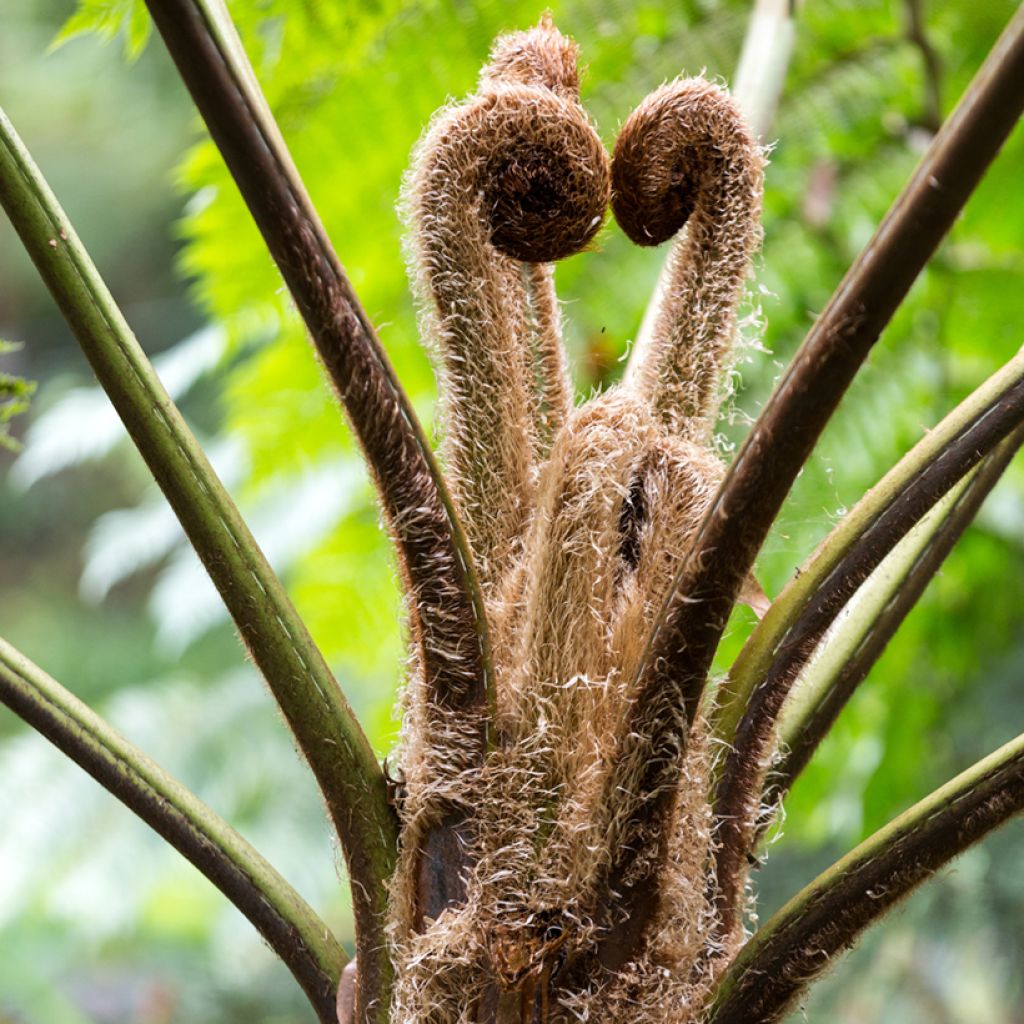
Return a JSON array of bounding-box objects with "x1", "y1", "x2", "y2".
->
[{"x1": 2, "y1": 0, "x2": 1023, "y2": 1021}]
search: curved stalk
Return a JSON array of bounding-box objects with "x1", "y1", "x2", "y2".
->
[
  {"x1": 707, "y1": 727, "x2": 1024, "y2": 1024},
  {"x1": 635, "y1": 3, "x2": 1024, "y2": 746},
  {"x1": 614, "y1": 80, "x2": 764, "y2": 440},
  {"x1": 0, "y1": 638, "x2": 345, "y2": 1023},
  {"x1": 630, "y1": 0, "x2": 797, "y2": 365},
  {"x1": 406, "y1": 19, "x2": 607, "y2": 589},
  {"x1": 771, "y1": 426, "x2": 1024, "y2": 804},
  {"x1": 0, "y1": 106, "x2": 398, "y2": 1011},
  {"x1": 715, "y1": 347, "x2": 1024, "y2": 745},
  {"x1": 711, "y1": 368, "x2": 1024, "y2": 940},
  {"x1": 399, "y1": 17, "x2": 614, "y2": 930},
  {"x1": 142, "y1": 0, "x2": 495, "y2": 731}
]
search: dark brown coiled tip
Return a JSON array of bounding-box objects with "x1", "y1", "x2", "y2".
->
[
  {"x1": 481, "y1": 92, "x2": 610, "y2": 264},
  {"x1": 611, "y1": 102, "x2": 703, "y2": 247},
  {"x1": 611, "y1": 140, "x2": 701, "y2": 248},
  {"x1": 611, "y1": 80, "x2": 753, "y2": 248}
]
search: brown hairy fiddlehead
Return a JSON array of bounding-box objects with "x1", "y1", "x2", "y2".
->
[
  {"x1": 393, "y1": 24, "x2": 767, "y2": 1024},
  {"x1": 563, "y1": 81, "x2": 764, "y2": 978},
  {"x1": 406, "y1": 16, "x2": 609, "y2": 592},
  {"x1": 613, "y1": 79, "x2": 764, "y2": 440},
  {"x1": 391, "y1": 19, "x2": 615, "y2": 1005}
]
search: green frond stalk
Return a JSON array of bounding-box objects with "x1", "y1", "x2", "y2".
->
[
  {"x1": 711, "y1": 357, "x2": 1024, "y2": 938},
  {"x1": 715, "y1": 347, "x2": 1024, "y2": 747},
  {"x1": 0, "y1": 105, "x2": 398, "y2": 1006},
  {"x1": 708, "y1": 726, "x2": 1024, "y2": 1024},
  {"x1": 772, "y1": 425, "x2": 1024, "y2": 803},
  {"x1": 0, "y1": 638, "x2": 346, "y2": 1024}
]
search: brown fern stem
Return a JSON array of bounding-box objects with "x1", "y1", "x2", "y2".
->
[
  {"x1": 614, "y1": 80, "x2": 763, "y2": 441},
  {"x1": 142, "y1": 0, "x2": 492, "y2": 708},
  {"x1": 142, "y1": 1, "x2": 497, "y2": 1014},
  {"x1": 571, "y1": 81, "x2": 761, "y2": 972},
  {"x1": 397, "y1": 18, "x2": 609, "y2": 935}
]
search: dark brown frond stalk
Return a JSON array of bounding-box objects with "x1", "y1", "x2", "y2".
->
[
  {"x1": 142, "y1": 0, "x2": 493, "y2": 734},
  {"x1": 613, "y1": 80, "x2": 764, "y2": 440},
  {"x1": 636, "y1": 1, "x2": 1024, "y2": 743},
  {"x1": 708, "y1": 729, "x2": 1024, "y2": 1024},
  {"x1": 147, "y1": 0, "x2": 496, "y2": 725}
]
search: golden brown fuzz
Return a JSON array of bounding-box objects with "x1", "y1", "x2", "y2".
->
[{"x1": 392, "y1": 18, "x2": 764, "y2": 1024}]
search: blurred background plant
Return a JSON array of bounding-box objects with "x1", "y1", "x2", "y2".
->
[{"x1": 0, "y1": 0, "x2": 1022, "y2": 1021}]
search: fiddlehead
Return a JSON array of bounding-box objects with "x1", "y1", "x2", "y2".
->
[
  {"x1": 390, "y1": 21, "x2": 611, "y2": 1010},
  {"x1": 396, "y1": 27, "x2": 767, "y2": 1024},
  {"x1": 613, "y1": 79, "x2": 763, "y2": 441},
  {"x1": 406, "y1": 17, "x2": 609, "y2": 591},
  {"x1": 551, "y1": 80, "x2": 764, "y2": 982}
]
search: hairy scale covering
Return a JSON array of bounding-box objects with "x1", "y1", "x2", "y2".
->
[{"x1": 388, "y1": 16, "x2": 764, "y2": 1023}]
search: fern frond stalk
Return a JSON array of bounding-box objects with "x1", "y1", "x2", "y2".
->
[
  {"x1": 141, "y1": 0, "x2": 495, "y2": 740},
  {"x1": 639, "y1": 1, "x2": 1024, "y2": 732},
  {"x1": 138, "y1": 1, "x2": 508, "y2": 1010},
  {"x1": 712, "y1": 367, "x2": 1024, "y2": 938},
  {"x1": 708, "y1": 726, "x2": 1024, "y2": 1024},
  {"x1": 773, "y1": 423, "x2": 1024, "y2": 806},
  {"x1": 0, "y1": 638, "x2": 346, "y2": 1022},
  {"x1": 606, "y1": 2, "x2": 1024, "y2": 961},
  {"x1": 0, "y1": 104, "x2": 398, "y2": 1018}
]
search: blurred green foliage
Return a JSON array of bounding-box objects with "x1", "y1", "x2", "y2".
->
[
  {"x1": 1, "y1": 0, "x2": 1023, "y2": 1021},
  {"x1": 0, "y1": 342, "x2": 34, "y2": 452},
  {"x1": 50, "y1": 0, "x2": 151, "y2": 60}
]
